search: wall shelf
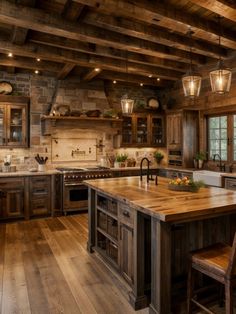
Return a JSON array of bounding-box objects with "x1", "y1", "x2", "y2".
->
[{"x1": 40, "y1": 115, "x2": 123, "y2": 135}]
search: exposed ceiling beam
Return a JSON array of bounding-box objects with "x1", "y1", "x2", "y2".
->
[
  {"x1": 0, "y1": 55, "x2": 61, "y2": 73},
  {"x1": 57, "y1": 63, "x2": 76, "y2": 79},
  {"x1": 29, "y1": 32, "x2": 189, "y2": 72},
  {"x1": 85, "y1": 11, "x2": 227, "y2": 60},
  {"x1": 62, "y1": 0, "x2": 84, "y2": 20},
  {"x1": 73, "y1": 0, "x2": 236, "y2": 49},
  {"x1": 97, "y1": 71, "x2": 172, "y2": 87},
  {"x1": 190, "y1": 0, "x2": 236, "y2": 23},
  {"x1": 81, "y1": 68, "x2": 102, "y2": 81},
  {"x1": 0, "y1": 37, "x2": 180, "y2": 80},
  {"x1": 0, "y1": 0, "x2": 206, "y2": 64}
]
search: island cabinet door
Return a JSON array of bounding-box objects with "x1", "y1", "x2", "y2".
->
[{"x1": 120, "y1": 223, "x2": 134, "y2": 285}]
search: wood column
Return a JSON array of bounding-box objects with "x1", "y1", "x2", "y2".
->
[
  {"x1": 149, "y1": 218, "x2": 172, "y2": 314},
  {"x1": 87, "y1": 187, "x2": 96, "y2": 253}
]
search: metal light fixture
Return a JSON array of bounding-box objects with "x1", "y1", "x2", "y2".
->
[
  {"x1": 182, "y1": 29, "x2": 202, "y2": 98},
  {"x1": 210, "y1": 16, "x2": 232, "y2": 94},
  {"x1": 121, "y1": 52, "x2": 134, "y2": 115}
]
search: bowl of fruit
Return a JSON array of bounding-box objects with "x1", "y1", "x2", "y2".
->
[{"x1": 168, "y1": 176, "x2": 204, "y2": 192}]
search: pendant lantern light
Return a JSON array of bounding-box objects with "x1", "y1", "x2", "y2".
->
[
  {"x1": 121, "y1": 52, "x2": 134, "y2": 115},
  {"x1": 182, "y1": 29, "x2": 202, "y2": 98},
  {"x1": 210, "y1": 16, "x2": 232, "y2": 94}
]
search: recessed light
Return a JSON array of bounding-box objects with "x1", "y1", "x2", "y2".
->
[
  {"x1": 148, "y1": 74, "x2": 152, "y2": 78},
  {"x1": 8, "y1": 52, "x2": 13, "y2": 57},
  {"x1": 95, "y1": 68, "x2": 100, "y2": 72},
  {"x1": 157, "y1": 78, "x2": 160, "y2": 81},
  {"x1": 140, "y1": 83, "x2": 143, "y2": 87},
  {"x1": 113, "y1": 80, "x2": 117, "y2": 84},
  {"x1": 36, "y1": 58, "x2": 41, "y2": 62},
  {"x1": 34, "y1": 70, "x2": 39, "y2": 74}
]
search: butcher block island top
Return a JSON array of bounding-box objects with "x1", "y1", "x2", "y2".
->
[{"x1": 85, "y1": 176, "x2": 236, "y2": 223}]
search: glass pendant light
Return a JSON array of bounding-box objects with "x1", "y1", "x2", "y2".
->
[
  {"x1": 182, "y1": 29, "x2": 202, "y2": 98},
  {"x1": 121, "y1": 52, "x2": 134, "y2": 115},
  {"x1": 210, "y1": 16, "x2": 232, "y2": 94}
]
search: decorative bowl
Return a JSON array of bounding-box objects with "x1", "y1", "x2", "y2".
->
[{"x1": 168, "y1": 184, "x2": 199, "y2": 192}]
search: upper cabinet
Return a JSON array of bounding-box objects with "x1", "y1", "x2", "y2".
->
[
  {"x1": 121, "y1": 113, "x2": 165, "y2": 147},
  {"x1": 166, "y1": 110, "x2": 199, "y2": 168},
  {"x1": 0, "y1": 96, "x2": 29, "y2": 148}
]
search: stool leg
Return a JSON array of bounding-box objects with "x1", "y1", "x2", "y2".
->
[
  {"x1": 225, "y1": 280, "x2": 233, "y2": 314},
  {"x1": 187, "y1": 262, "x2": 194, "y2": 314}
]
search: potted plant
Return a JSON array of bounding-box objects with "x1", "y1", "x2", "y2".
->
[
  {"x1": 195, "y1": 151, "x2": 206, "y2": 169},
  {"x1": 153, "y1": 151, "x2": 164, "y2": 165},
  {"x1": 114, "y1": 153, "x2": 128, "y2": 168}
]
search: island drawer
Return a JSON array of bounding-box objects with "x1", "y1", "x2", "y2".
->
[
  {"x1": 119, "y1": 203, "x2": 134, "y2": 227},
  {"x1": 224, "y1": 178, "x2": 236, "y2": 190}
]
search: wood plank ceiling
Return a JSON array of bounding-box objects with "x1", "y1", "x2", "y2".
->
[{"x1": 0, "y1": 0, "x2": 235, "y2": 88}]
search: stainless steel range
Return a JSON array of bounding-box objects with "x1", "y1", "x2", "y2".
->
[{"x1": 57, "y1": 167, "x2": 112, "y2": 215}]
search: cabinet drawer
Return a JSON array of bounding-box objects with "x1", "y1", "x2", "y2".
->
[
  {"x1": 30, "y1": 176, "x2": 50, "y2": 190},
  {"x1": 119, "y1": 203, "x2": 134, "y2": 227},
  {"x1": 0, "y1": 178, "x2": 24, "y2": 189},
  {"x1": 30, "y1": 197, "x2": 50, "y2": 215},
  {"x1": 225, "y1": 178, "x2": 236, "y2": 190}
]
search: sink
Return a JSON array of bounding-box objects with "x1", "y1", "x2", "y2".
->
[{"x1": 193, "y1": 170, "x2": 227, "y2": 187}]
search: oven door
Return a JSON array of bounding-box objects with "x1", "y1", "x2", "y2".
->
[{"x1": 63, "y1": 183, "x2": 88, "y2": 211}]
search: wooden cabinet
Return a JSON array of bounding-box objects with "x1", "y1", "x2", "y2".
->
[
  {"x1": 121, "y1": 113, "x2": 165, "y2": 147},
  {"x1": 29, "y1": 176, "x2": 51, "y2": 217},
  {"x1": 119, "y1": 203, "x2": 134, "y2": 285},
  {"x1": 95, "y1": 193, "x2": 134, "y2": 286},
  {"x1": 0, "y1": 178, "x2": 25, "y2": 219},
  {"x1": 224, "y1": 177, "x2": 236, "y2": 190},
  {"x1": 0, "y1": 96, "x2": 29, "y2": 148},
  {"x1": 167, "y1": 110, "x2": 198, "y2": 168}
]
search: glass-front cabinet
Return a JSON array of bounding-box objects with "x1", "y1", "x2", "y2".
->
[
  {"x1": 0, "y1": 98, "x2": 29, "y2": 148},
  {"x1": 121, "y1": 113, "x2": 165, "y2": 147}
]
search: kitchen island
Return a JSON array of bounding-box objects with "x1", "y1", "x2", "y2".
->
[{"x1": 85, "y1": 176, "x2": 236, "y2": 313}]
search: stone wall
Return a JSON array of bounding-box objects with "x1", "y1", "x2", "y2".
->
[{"x1": 0, "y1": 72, "x2": 164, "y2": 170}]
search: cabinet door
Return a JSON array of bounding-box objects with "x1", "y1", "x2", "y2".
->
[
  {"x1": 120, "y1": 223, "x2": 134, "y2": 285},
  {"x1": 7, "y1": 105, "x2": 27, "y2": 147},
  {"x1": 135, "y1": 115, "x2": 148, "y2": 146},
  {"x1": 0, "y1": 105, "x2": 7, "y2": 145},
  {"x1": 121, "y1": 116, "x2": 133, "y2": 146},
  {"x1": 0, "y1": 188, "x2": 24, "y2": 218},
  {"x1": 151, "y1": 115, "x2": 165, "y2": 146},
  {"x1": 29, "y1": 176, "x2": 51, "y2": 216},
  {"x1": 167, "y1": 114, "x2": 182, "y2": 146}
]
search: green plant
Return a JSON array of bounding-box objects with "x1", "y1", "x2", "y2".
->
[
  {"x1": 195, "y1": 151, "x2": 206, "y2": 161},
  {"x1": 153, "y1": 151, "x2": 164, "y2": 163},
  {"x1": 116, "y1": 153, "x2": 128, "y2": 162}
]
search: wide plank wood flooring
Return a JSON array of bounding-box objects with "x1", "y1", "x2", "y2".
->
[
  {"x1": 0, "y1": 214, "x2": 234, "y2": 314},
  {"x1": 0, "y1": 214, "x2": 148, "y2": 314}
]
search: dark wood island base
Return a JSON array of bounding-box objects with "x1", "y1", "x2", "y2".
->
[{"x1": 86, "y1": 177, "x2": 236, "y2": 313}]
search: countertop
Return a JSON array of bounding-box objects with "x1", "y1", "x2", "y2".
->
[
  {"x1": 0, "y1": 169, "x2": 59, "y2": 177},
  {"x1": 85, "y1": 176, "x2": 236, "y2": 223},
  {"x1": 110, "y1": 166, "x2": 194, "y2": 172}
]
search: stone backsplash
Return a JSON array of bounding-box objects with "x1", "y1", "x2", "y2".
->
[{"x1": 0, "y1": 71, "x2": 163, "y2": 170}]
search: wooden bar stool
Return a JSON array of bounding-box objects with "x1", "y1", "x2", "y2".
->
[{"x1": 187, "y1": 233, "x2": 236, "y2": 314}]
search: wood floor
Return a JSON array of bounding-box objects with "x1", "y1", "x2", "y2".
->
[
  {"x1": 0, "y1": 214, "x2": 148, "y2": 314},
  {"x1": 0, "y1": 214, "x2": 234, "y2": 314}
]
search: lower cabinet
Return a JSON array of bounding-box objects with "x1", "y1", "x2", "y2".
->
[
  {"x1": 29, "y1": 176, "x2": 51, "y2": 217},
  {"x1": 95, "y1": 192, "x2": 134, "y2": 286},
  {"x1": 224, "y1": 177, "x2": 236, "y2": 190},
  {"x1": 0, "y1": 178, "x2": 25, "y2": 219}
]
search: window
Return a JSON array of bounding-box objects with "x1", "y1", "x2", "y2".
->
[{"x1": 207, "y1": 113, "x2": 236, "y2": 163}]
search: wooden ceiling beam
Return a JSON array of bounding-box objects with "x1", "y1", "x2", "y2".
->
[
  {"x1": 0, "y1": 55, "x2": 61, "y2": 73},
  {"x1": 73, "y1": 0, "x2": 236, "y2": 49},
  {"x1": 190, "y1": 0, "x2": 236, "y2": 23},
  {"x1": 97, "y1": 71, "x2": 172, "y2": 87},
  {"x1": 85, "y1": 11, "x2": 227, "y2": 60},
  {"x1": 29, "y1": 32, "x2": 189, "y2": 72},
  {"x1": 0, "y1": 37, "x2": 181, "y2": 80},
  {"x1": 0, "y1": 0, "x2": 206, "y2": 65},
  {"x1": 62, "y1": 0, "x2": 85, "y2": 20},
  {"x1": 81, "y1": 68, "x2": 102, "y2": 81},
  {"x1": 57, "y1": 63, "x2": 76, "y2": 79}
]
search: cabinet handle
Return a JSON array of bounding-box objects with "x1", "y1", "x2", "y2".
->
[
  {"x1": 35, "y1": 205, "x2": 45, "y2": 209},
  {"x1": 34, "y1": 189, "x2": 46, "y2": 193},
  {"x1": 123, "y1": 210, "x2": 130, "y2": 218}
]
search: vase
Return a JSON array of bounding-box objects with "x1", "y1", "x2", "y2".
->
[{"x1": 198, "y1": 160, "x2": 204, "y2": 169}]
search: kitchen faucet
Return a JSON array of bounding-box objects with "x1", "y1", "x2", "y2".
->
[
  {"x1": 140, "y1": 157, "x2": 153, "y2": 183},
  {"x1": 213, "y1": 154, "x2": 225, "y2": 172}
]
